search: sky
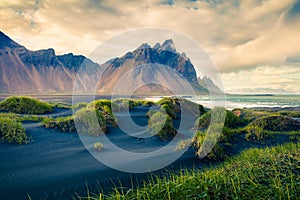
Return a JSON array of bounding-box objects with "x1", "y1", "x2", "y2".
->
[{"x1": 0, "y1": 0, "x2": 300, "y2": 94}]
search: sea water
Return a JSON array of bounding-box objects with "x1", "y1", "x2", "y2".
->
[{"x1": 190, "y1": 94, "x2": 300, "y2": 110}]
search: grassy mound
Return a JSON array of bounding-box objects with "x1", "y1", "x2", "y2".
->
[
  {"x1": 42, "y1": 107, "x2": 107, "y2": 135},
  {"x1": 102, "y1": 142, "x2": 300, "y2": 200},
  {"x1": 133, "y1": 100, "x2": 155, "y2": 107},
  {"x1": 0, "y1": 96, "x2": 53, "y2": 114},
  {"x1": 42, "y1": 116, "x2": 75, "y2": 132},
  {"x1": 250, "y1": 115, "x2": 300, "y2": 132},
  {"x1": 244, "y1": 125, "x2": 269, "y2": 141},
  {"x1": 195, "y1": 109, "x2": 246, "y2": 130},
  {"x1": 0, "y1": 113, "x2": 45, "y2": 122},
  {"x1": 0, "y1": 117, "x2": 28, "y2": 144},
  {"x1": 88, "y1": 100, "x2": 117, "y2": 127},
  {"x1": 192, "y1": 129, "x2": 226, "y2": 160},
  {"x1": 112, "y1": 99, "x2": 136, "y2": 111},
  {"x1": 74, "y1": 107, "x2": 107, "y2": 135},
  {"x1": 148, "y1": 111, "x2": 176, "y2": 140},
  {"x1": 156, "y1": 98, "x2": 180, "y2": 119}
]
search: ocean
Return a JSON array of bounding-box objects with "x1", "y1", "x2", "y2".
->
[
  {"x1": 190, "y1": 94, "x2": 300, "y2": 110},
  {"x1": 146, "y1": 94, "x2": 300, "y2": 110}
]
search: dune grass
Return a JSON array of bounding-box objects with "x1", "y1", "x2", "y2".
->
[
  {"x1": 83, "y1": 142, "x2": 300, "y2": 200},
  {"x1": 42, "y1": 107, "x2": 107, "y2": 135},
  {"x1": 147, "y1": 111, "x2": 176, "y2": 140},
  {"x1": 0, "y1": 117, "x2": 28, "y2": 144},
  {"x1": 88, "y1": 100, "x2": 118, "y2": 127},
  {"x1": 0, "y1": 96, "x2": 53, "y2": 114}
]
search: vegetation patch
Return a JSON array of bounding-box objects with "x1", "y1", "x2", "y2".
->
[
  {"x1": 250, "y1": 115, "x2": 300, "y2": 132},
  {"x1": 88, "y1": 100, "x2": 117, "y2": 127},
  {"x1": 101, "y1": 143, "x2": 300, "y2": 200},
  {"x1": 42, "y1": 116, "x2": 75, "y2": 132},
  {"x1": 0, "y1": 117, "x2": 28, "y2": 144},
  {"x1": 0, "y1": 113, "x2": 45, "y2": 122},
  {"x1": 148, "y1": 111, "x2": 176, "y2": 140},
  {"x1": 190, "y1": 130, "x2": 225, "y2": 160},
  {"x1": 72, "y1": 102, "x2": 88, "y2": 110},
  {"x1": 156, "y1": 98, "x2": 181, "y2": 119},
  {"x1": 74, "y1": 107, "x2": 107, "y2": 136},
  {"x1": 42, "y1": 107, "x2": 107, "y2": 135},
  {"x1": 195, "y1": 109, "x2": 246, "y2": 130},
  {"x1": 49, "y1": 102, "x2": 71, "y2": 109},
  {"x1": 244, "y1": 125, "x2": 269, "y2": 141},
  {"x1": 112, "y1": 99, "x2": 136, "y2": 111},
  {"x1": 93, "y1": 142, "x2": 104, "y2": 151},
  {"x1": 134, "y1": 100, "x2": 155, "y2": 107},
  {"x1": 0, "y1": 96, "x2": 53, "y2": 114}
]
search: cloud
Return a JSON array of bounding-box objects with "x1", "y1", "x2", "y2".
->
[
  {"x1": 0, "y1": 0, "x2": 300, "y2": 93},
  {"x1": 221, "y1": 65, "x2": 300, "y2": 93}
]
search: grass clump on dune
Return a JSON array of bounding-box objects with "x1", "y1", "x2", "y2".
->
[
  {"x1": 93, "y1": 142, "x2": 104, "y2": 151},
  {"x1": 244, "y1": 125, "x2": 269, "y2": 141},
  {"x1": 156, "y1": 98, "x2": 181, "y2": 119},
  {"x1": 134, "y1": 100, "x2": 155, "y2": 107},
  {"x1": 0, "y1": 96, "x2": 53, "y2": 114},
  {"x1": 88, "y1": 100, "x2": 118, "y2": 127},
  {"x1": 42, "y1": 107, "x2": 107, "y2": 135},
  {"x1": 0, "y1": 117, "x2": 28, "y2": 144},
  {"x1": 195, "y1": 109, "x2": 246, "y2": 130},
  {"x1": 0, "y1": 113, "x2": 45, "y2": 122},
  {"x1": 74, "y1": 107, "x2": 107, "y2": 135},
  {"x1": 249, "y1": 115, "x2": 300, "y2": 132},
  {"x1": 42, "y1": 116, "x2": 75, "y2": 132},
  {"x1": 148, "y1": 111, "x2": 176, "y2": 140},
  {"x1": 112, "y1": 99, "x2": 136, "y2": 111},
  {"x1": 97, "y1": 142, "x2": 300, "y2": 200}
]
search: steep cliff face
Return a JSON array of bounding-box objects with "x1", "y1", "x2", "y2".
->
[
  {"x1": 0, "y1": 31, "x2": 221, "y2": 94},
  {"x1": 0, "y1": 31, "x2": 100, "y2": 93}
]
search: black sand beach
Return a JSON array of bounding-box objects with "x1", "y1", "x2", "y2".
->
[
  {"x1": 0, "y1": 106, "x2": 200, "y2": 200},
  {"x1": 0, "y1": 96, "x2": 298, "y2": 200}
]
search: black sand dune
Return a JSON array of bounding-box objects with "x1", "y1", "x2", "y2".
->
[
  {"x1": 0, "y1": 107, "x2": 199, "y2": 200},
  {"x1": 0, "y1": 98, "x2": 296, "y2": 200}
]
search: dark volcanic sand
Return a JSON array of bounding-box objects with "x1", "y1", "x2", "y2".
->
[
  {"x1": 0, "y1": 107, "x2": 200, "y2": 200},
  {"x1": 0, "y1": 100, "x2": 296, "y2": 200}
]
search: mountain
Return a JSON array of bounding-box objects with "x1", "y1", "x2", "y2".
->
[
  {"x1": 97, "y1": 39, "x2": 210, "y2": 94},
  {"x1": 198, "y1": 76, "x2": 223, "y2": 94},
  {"x1": 0, "y1": 31, "x2": 100, "y2": 93},
  {"x1": 0, "y1": 31, "x2": 222, "y2": 94}
]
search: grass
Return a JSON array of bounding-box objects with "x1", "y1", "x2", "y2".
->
[
  {"x1": 249, "y1": 115, "x2": 300, "y2": 132},
  {"x1": 0, "y1": 117, "x2": 28, "y2": 144},
  {"x1": 88, "y1": 100, "x2": 118, "y2": 127},
  {"x1": 195, "y1": 109, "x2": 246, "y2": 131},
  {"x1": 147, "y1": 111, "x2": 176, "y2": 140},
  {"x1": 49, "y1": 102, "x2": 71, "y2": 109},
  {"x1": 0, "y1": 96, "x2": 53, "y2": 114},
  {"x1": 42, "y1": 107, "x2": 107, "y2": 135},
  {"x1": 93, "y1": 142, "x2": 104, "y2": 151},
  {"x1": 42, "y1": 116, "x2": 76, "y2": 132},
  {"x1": 74, "y1": 107, "x2": 107, "y2": 135},
  {"x1": 85, "y1": 142, "x2": 300, "y2": 200}
]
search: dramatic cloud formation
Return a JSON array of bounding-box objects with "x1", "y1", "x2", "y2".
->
[{"x1": 0, "y1": 0, "x2": 299, "y2": 93}]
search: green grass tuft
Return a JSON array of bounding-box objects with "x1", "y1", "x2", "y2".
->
[
  {"x1": 0, "y1": 96, "x2": 53, "y2": 114},
  {"x1": 0, "y1": 117, "x2": 28, "y2": 144},
  {"x1": 92, "y1": 142, "x2": 300, "y2": 200}
]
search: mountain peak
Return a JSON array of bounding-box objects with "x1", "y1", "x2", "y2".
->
[
  {"x1": 0, "y1": 31, "x2": 22, "y2": 49},
  {"x1": 138, "y1": 43, "x2": 151, "y2": 49},
  {"x1": 161, "y1": 39, "x2": 176, "y2": 52}
]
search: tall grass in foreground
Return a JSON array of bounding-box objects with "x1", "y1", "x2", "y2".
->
[{"x1": 80, "y1": 142, "x2": 300, "y2": 200}]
